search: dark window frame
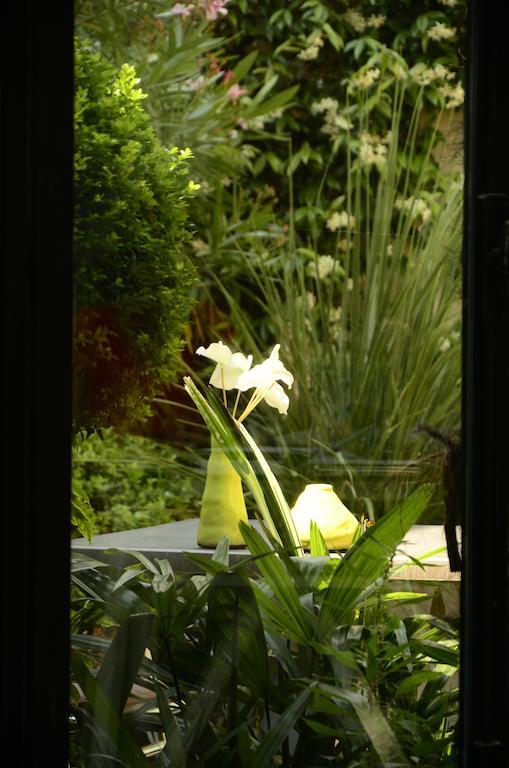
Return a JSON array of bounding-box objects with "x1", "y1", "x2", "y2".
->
[{"x1": 1, "y1": 1, "x2": 508, "y2": 765}]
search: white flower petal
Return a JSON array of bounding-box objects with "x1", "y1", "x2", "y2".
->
[
  {"x1": 263, "y1": 383, "x2": 290, "y2": 415},
  {"x1": 236, "y1": 363, "x2": 270, "y2": 391},
  {"x1": 229, "y1": 352, "x2": 253, "y2": 372},
  {"x1": 236, "y1": 345, "x2": 293, "y2": 391},
  {"x1": 206, "y1": 351, "x2": 253, "y2": 391},
  {"x1": 196, "y1": 340, "x2": 232, "y2": 365}
]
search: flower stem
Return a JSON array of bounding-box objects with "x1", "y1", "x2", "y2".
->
[
  {"x1": 232, "y1": 389, "x2": 241, "y2": 419},
  {"x1": 221, "y1": 368, "x2": 227, "y2": 408}
]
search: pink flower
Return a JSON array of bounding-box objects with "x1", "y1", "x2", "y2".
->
[
  {"x1": 168, "y1": 3, "x2": 194, "y2": 17},
  {"x1": 227, "y1": 83, "x2": 248, "y2": 102},
  {"x1": 203, "y1": 0, "x2": 230, "y2": 21},
  {"x1": 223, "y1": 69, "x2": 234, "y2": 84},
  {"x1": 209, "y1": 57, "x2": 222, "y2": 74}
]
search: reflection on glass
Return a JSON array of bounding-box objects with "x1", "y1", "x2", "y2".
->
[{"x1": 70, "y1": 2, "x2": 465, "y2": 765}]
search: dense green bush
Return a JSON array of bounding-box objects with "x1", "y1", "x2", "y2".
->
[
  {"x1": 72, "y1": 429, "x2": 203, "y2": 534},
  {"x1": 73, "y1": 37, "x2": 199, "y2": 434},
  {"x1": 217, "y1": 0, "x2": 466, "y2": 219},
  {"x1": 70, "y1": 486, "x2": 459, "y2": 766}
]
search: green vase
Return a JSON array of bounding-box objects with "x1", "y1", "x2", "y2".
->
[{"x1": 197, "y1": 437, "x2": 248, "y2": 548}]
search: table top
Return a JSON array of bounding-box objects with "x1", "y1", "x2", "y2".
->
[{"x1": 71, "y1": 519, "x2": 461, "y2": 581}]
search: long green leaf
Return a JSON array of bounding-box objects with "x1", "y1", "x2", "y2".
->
[
  {"x1": 251, "y1": 684, "x2": 316, "y2": 768},
  {"x1": 96, "y1": 612, "x2": 154, "y2": 715},
  {"x1": 207, "y1": 570, "x2": 270, "y2": 700},
  {"x1": 71, "y1": 651, "x2": 150, "y2": 768},
  {"x1": 154, "y1": 682, "x2": 187, "y2": 768},
  {"x1": 240, "y1": 523, "x2": 314, "y2": 642},
  {"x1": 317, "y1": 485, "x2": 432, "y2": 640}
]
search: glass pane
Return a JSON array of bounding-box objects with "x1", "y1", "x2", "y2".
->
[{"x1": 70, "y1": 2, "x2": 465, "y2": 765}]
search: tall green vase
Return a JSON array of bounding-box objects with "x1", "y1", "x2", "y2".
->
[{"x1": 197, "y1": 436, "x2": 249, "y2": 548}]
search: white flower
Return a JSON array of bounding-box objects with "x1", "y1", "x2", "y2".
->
[
  {"x1": 393, "y1": 63, "x2": 408, "y2": 81},
  {"x1": 298, "y1": 45, "x2": 320, "y2": 61},
  {"x1": 438, "y1": 0, "x2": 457, "y2": 6},
  {"x1": 196, "y1": 341, "x2": 252, "y2": 390},
  {"x1": 311, "y1": 98, "x2": 353, "y2": 139},
  {"x1": 353, "y1": 68, "x2": 380, "y2": 89},
  {"x1": 329, "y1": 306, "x2": 343, "y2": 323},
  {"x1": 306, "y1": 291, "x2": 316, "y2": 310},
  {"x1": 433, "y1": 64, "x2": 455, "y2": 81},
  {"x1": 410, "y1": 64, "x2": 435, "y2": 87},
  {"x1": 236, "y1": 345, "x2": 294, "y2": 418},
  {"x1": 326, "y1": 212, "x2": 342, "y2": 232},
  {"x1": 191, "y1": 238, "x2": 207, "y2": 253},
  {"x1": 438, "y1": 82, "x2": 464, "y2": 109},
  {"x1": 237, "y1": 344, "x2": 294, "y2": 392},
  {"x1": 310, "y1": 32, "x2": 324, "y2": 48},
  {"x1": 344, "y1": 8, "x2": 366, "y2": 33},
  {"x1": 311, "y1": 97, "x2": 339, "y2": 115},
  {"x1": 427, "y1": 23, "x2": 456, "y2": 41},
  {"x1": 329, "y1": 306, "x2": 343, "y2": 340},
  {"x1": 439, "y1": 337, "x2": 451, "y2": 352},
  {"x1": 327, "y1": 211, "x2": 355, "y2": 232},
  {"x1": 307, "y1": 254, "x2": 338, "y2": 280},
  {"x1": 395, "y1": 196, "x2": 432, "y2": 225},
  {"x1": 262, "y1": 382, "x2": 290, "y2": 414},
  {"x1": 367, "y1": 14, "x2": 386, "y2": 28}
]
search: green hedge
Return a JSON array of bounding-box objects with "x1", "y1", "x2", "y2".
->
[{"x1": 73, "y1": 37, "x2": 198, "y2": 434}]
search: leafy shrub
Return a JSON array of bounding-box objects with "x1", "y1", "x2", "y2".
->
[
  {"x1": 209, "y1": 63, "x2": 463, "y2": 521},
  {"x1": 70, "y1": 487, "x2": 459, "y2": 766},
  {"x1": 73, "y1": 36, "x2": 198, "y2": 434},
  {"x1": 217, "y1": 0, "x2": 466, "y2": 220},
  {"x1": 72, "y1": 429, "x2": 203, "y2": 534}
]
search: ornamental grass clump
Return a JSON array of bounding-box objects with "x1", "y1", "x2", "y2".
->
[
  {"x1": 73, "y1": 37, "x2": 198, "y2": 435},
  {"x1": 211, "y1": 48, "x2": 463, "y2": 519}
]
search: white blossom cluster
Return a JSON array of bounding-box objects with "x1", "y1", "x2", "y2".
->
[
  {"x1": 426, "y1": 22, "x2": 457, "y2": 41},
  {"x1": 311, "y1": 98, "x2": 353, "y2": 138},
  {"x1": 410, "y1": 62, "x2": 455, "y2": 87},
  {"x1": 351, "y1": 67, "x2": 380, "y2": 90},
  {"x1": 326, "y1": 211, "x2": 356, "y2": 232},
  {"x1": 394, "y1": 196, "x2": 432, "y2": 226},
  {"x1": 344, "y1": 8, "x2": 366, "y2": 33},
  {"x1": 438, "y1": 81, "x2": 464, "y2": 109},
  {"x1": 307, "y1": 254, "x2": 340, "y2": 280},
  {"x1": 343, "y1": 9, "x2": 386, "y2": 33},
  {"x1": 297, "y1": 33, "x2": 324, "y2": 61},
  {"x1": 358, "y1": 131, "x2": 391, "y2": 168}
]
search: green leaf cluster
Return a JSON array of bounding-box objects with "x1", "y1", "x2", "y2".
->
[
  {"x1": 71, "y1": 428, "x2": 203, "y2": 538},
  {"x1": 70, "y1": 481, "x2": 458, "y2": 766},
  {"x1": 73, "y1": 37, "x2": 198, "y2": 434}
]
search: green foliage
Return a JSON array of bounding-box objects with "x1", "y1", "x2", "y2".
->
[
  {"x1": 206, "y1": 68, "x2": 462, "y2": 521},
  {"x1": 217, "y1": 0, "x2": 467, "y2": 221},
  {"x1": 72, "y1": 429, "x2": 202, "y2": 536},
  {"x1": 70, "y1": 486, "x2": 458, "y2": 766},
  {"x1": 71, "y1": 476, "x2": 96, "y2": 541},
  {"x1": 73, "y1": 37, "x2": 198, "y2": 433},
  {"x1": 74, "y1": 1, "x2": 299, "y2": 204}
]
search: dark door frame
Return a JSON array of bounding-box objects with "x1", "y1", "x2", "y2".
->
[
  {"x1": 1, "y1": 1, "x2": 508, "y2": 765},
  {"x1": 461, "y1": 1, "x2": 509, "y2": 765}
]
